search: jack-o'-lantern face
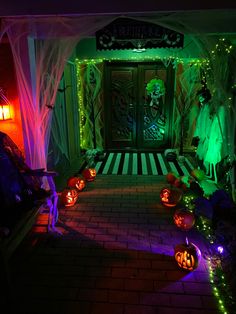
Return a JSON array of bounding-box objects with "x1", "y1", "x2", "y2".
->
[
  {"x1": 174, "y1": 241, "x2": 201, "y2": 271},
  {"x1": 67, "y1": 177, "x2": 86, "y2": 191},
  {"x1": 61, "y1": 188, "x2": 79, "y2": 207},
  {"x1": 160, "y1": 187, "x2": 182, "y2": 207},
  {"x1": 82, "y1": 168, "x2": 96, "y2": 182},
  {"x1": 173, "y1": 208, "x2": 195, "y2": 231}
]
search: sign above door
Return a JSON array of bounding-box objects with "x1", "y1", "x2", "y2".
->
[{"x1": 96, "y1": 17, "x2": 184, "y2": 50}]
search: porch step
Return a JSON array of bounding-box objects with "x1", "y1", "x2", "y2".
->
[{"x1": 79, "y1": 152, "x2": 197, "y2": 177}]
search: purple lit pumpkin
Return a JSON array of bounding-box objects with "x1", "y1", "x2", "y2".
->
[{"x1": 160, "y1": 187, "x2": 183, "y2": 207}]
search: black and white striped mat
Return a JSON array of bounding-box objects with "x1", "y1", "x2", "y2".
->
[{"x1": 79, "y1": 152, "x2": 196, "y2": 176}]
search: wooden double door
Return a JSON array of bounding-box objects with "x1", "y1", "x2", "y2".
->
[{"x1": 104, "y1": 62, "x2": 175, "y2": 150}]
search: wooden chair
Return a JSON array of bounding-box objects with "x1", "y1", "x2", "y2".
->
[{"x1": 0, "y1": 132, "x2": 59, "y2": 304}]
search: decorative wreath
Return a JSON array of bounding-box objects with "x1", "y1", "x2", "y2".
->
[
  {"x1": 98, "y1": 30, "x2": 115, "y2": 48},
  {"x1": 146, "y1": 78, "x2": 165, "y2": 97},
  {"x1": 163, "y1": 33, "x2": 181, "y2": 46}
]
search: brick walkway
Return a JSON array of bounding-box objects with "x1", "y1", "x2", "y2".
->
[{"x1": 8, "y1": 175, "x2": 219, "y2": 314}]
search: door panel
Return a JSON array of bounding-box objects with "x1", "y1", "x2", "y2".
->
[
  {"x1": 138, "y1": 64, "x2": 174, "y2": 149},
  {"x1": 105, "y1": 62, "x2": 174, "y2": 150},
  {"x1": 106, "y1": 66, "x2": 137, "y2": 148}
]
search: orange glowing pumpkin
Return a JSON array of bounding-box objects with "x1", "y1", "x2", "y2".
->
[
  {"x1": 82, "y1": 168, "x2": 96, "y2": 182},
  {"x1": 160, "y1": 187, "x2": 183, "y2": 207},
  {"x1": 173, "y1": 208, "x2": 195, "y2": 231},
  {"x1": 174, "y1": 239, "x2": 201, "y2": 271},
  {"x1": 67, "y1": 176, "x2": 86, "y2": 191},
  {"x1": 61, "y1": 188, "x2": 79, "y2": 207}
]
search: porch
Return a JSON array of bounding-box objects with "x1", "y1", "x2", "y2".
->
[{"x1": 6, "y1": 174, "x2": 220, "y2": 314}]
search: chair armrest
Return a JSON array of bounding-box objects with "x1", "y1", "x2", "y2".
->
[{"x1": 20, "y1": 169, "x2": 58, "y2": 177}]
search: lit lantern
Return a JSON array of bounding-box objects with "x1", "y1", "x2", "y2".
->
[
  {"x1": 67, "y1": 176, "x2": 86, "y2": 191},
  {"x1": 174, "y1": 238, "x2": 201, "y2": 271},
  {"x1": 0, "y1": 90, "x2": 12, "y2": 121},
  {"x1": 61, "y1": 188, "x2": 79, "y2": 207},
  {"x1": 173, "y1": 208, "x2": 195, "y2": 231},
  {"x1": 82, "y1": 168, "x2": 96, "y2": 182},
  {"x1": 0, "y1": 103, "x2": 11, "y2": 121},
  {"x1": 160, "y1": 187, "x2": 183, "y2": 207}
]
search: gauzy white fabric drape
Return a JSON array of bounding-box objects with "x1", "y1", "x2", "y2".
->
[{"x1": 0, "y1": 16, "x2": 117, "y2": 173}]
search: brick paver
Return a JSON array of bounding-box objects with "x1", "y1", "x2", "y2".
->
[{"x1": 7, "y1": 175, "x2": 219, "y2": 313}]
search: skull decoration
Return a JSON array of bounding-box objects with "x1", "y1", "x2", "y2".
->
[
  {"x1": 82, "y1": 168, "x2": 97, "y2": 182},
  {"x1": 61, "y1": 188, "x2": 79, "y2": 207},
  {"x1": 173, "y1": 208, "x2": 195, "y2": 231},
  {"x1": 67, "y1": 176, "x2": 86, "y2": 191},
  {"x1": 160, "y1": 187, "x2": 183, "y2": 207},
  {"x1": 174, "y1": 239, "x2": 201, "y2": 271}
]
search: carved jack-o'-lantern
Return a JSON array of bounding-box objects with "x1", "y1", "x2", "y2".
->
[
  {"x1": 173, "y1": 208, "x2": 195, "y2": 231},
  {"x1": 67, "y1": 176, "x2": 86, "y2": 191},
  {"x1": 61, "y1": 188, "x2": 79, "y2": 207},
  {"x1": 160, "y1": 187, "x2": 183, "y2": 207},
  {"x1": 174, "y1": 238, "x2": 201, "y2": 271},
  {"x1": 82, "y1": 168, "x2": 96, "y2": 182}
]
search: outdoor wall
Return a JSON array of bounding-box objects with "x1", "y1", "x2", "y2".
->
[{"x1": 0, "y1": 40, "x2": 24, "y2": 153}]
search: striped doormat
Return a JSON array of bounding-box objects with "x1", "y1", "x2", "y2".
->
[{"x1": 78, "y1": 152, "x2": 197, "y2": 176}]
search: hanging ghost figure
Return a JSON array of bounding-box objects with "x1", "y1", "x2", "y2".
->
[
  {"x1": 192, "y1": 87, "x2": 226, "y2": 183},
  {"x1": 192, "y1": 87, "x2": 212, "y2": 166}
]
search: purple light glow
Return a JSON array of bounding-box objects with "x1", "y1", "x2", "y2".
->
[{"x1": 217, "y1": 245, "x2": 224, "y2": 254}]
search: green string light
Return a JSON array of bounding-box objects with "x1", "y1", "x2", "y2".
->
[
  {"x1": 197, "y1": 217, "x2": 235, "y2": 314},
  {"x1": 76, "y1": 62, "x2": 86, "y2": 149},
  {"x1": 75, "y1": 56, "x2": 208, "y2": 66},
  {"x1": 206, "y1": 257, "x2": 234, "y2": 314}
]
